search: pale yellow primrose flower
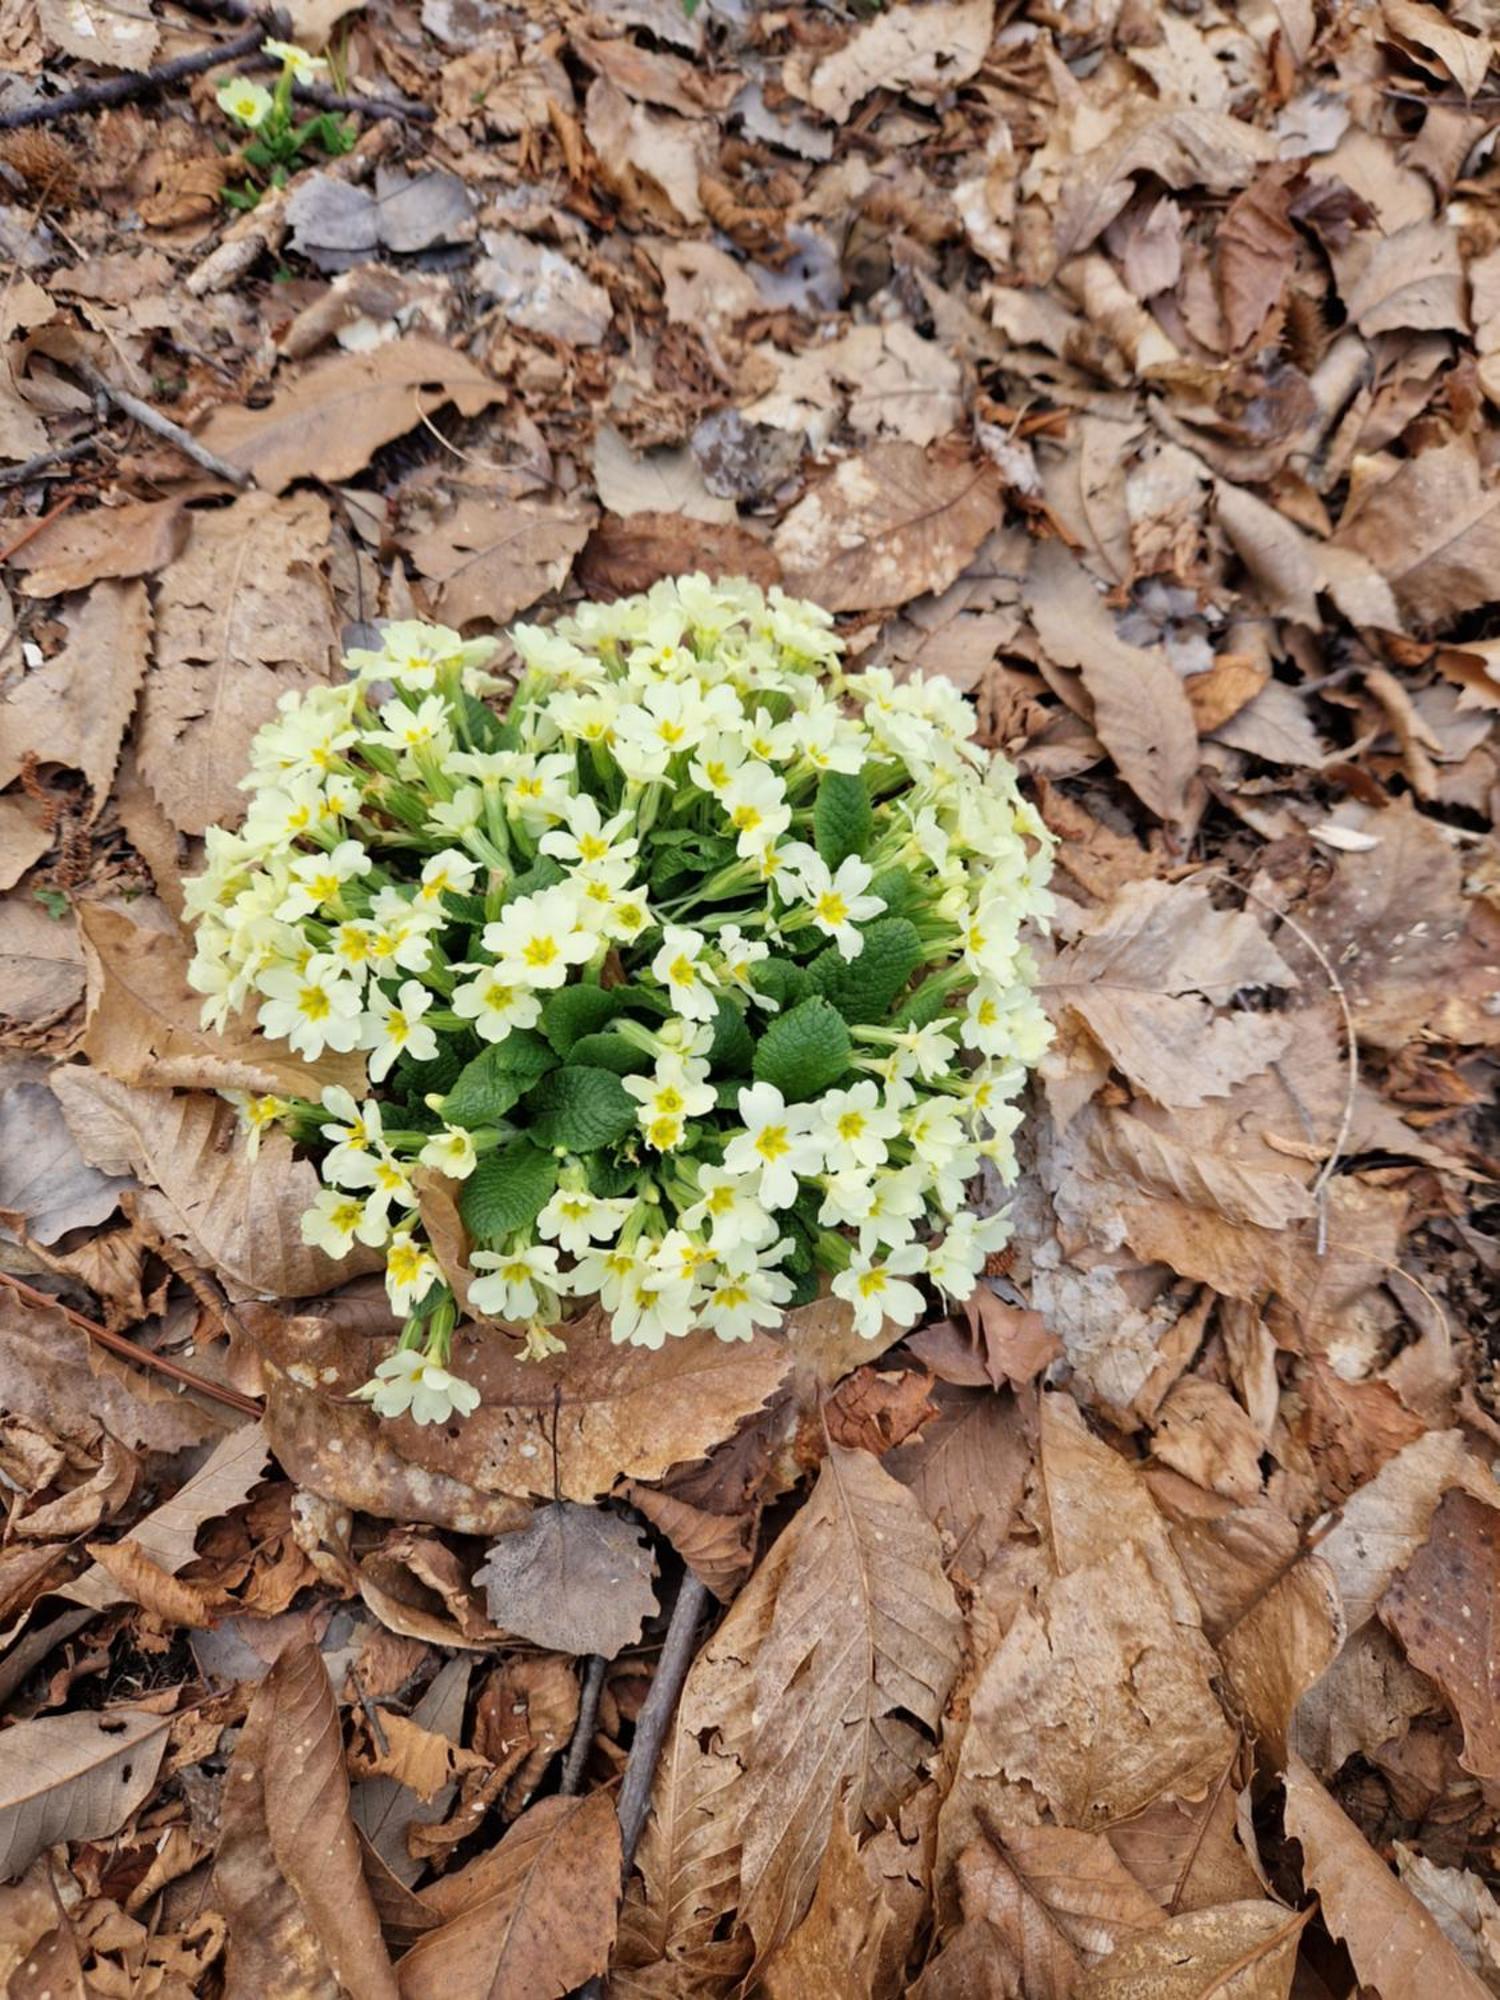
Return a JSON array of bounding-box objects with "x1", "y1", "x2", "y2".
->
[
  {"x1": 262, "y1": 36, "x2": 328, "y2": 84},
  {"x1": 217, "y1": 76, "x2": 273, "y2": 128}
]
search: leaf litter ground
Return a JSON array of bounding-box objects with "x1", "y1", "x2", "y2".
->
[{"x1": 2, "y1": 0, "x2": 1500, "y2": 1993}]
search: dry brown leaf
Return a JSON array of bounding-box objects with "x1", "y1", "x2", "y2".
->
[
  {"x1": 1151, "y1": 1379, "x2": 1267, "y2": 1502},
  {"x1": 138, "y1": 490, "x2": 339, "y2": 836},
  {"x1": 37, "y1": 0, "x2": 156, "y2": 69},
  {"x1": 887, "y1": 1382, "x2": 1031, "y2": 1576},
  {"x1": 1337, "y1": 218, "x2": 1468, "y2": 338},
  {"x1": 1290, "y1": 1621, "x2": 1436, "y2": 1779},
  {"x1": 1215, "y1": 1550, "x2": 1344, "y2": 1766},
  {"x1": 623, "y1": 1482, "x2": 755, "y2": 1601},
  {"x1": 1302, "y1": 798, "x2": 1500, "y2": 1050},
  {"x1": 0, "y1": 894, "x2": 84, "y2": 1029},
  {"x1": 51, "y1": 1065, "x2": 379, "y2": 1298},
  {"x1": 1025, "y1": 540, "x2": 1199, "y2": 822},
  {"x1": 396, "y1": 1792, "x2": 620, "y2": 2000},
  {"x1": 354, "y1": 1710, "x2": 490, "y2": 1804},
  {"x1": 1040, "y1": 884, "x2": 1296, "y2": 1112},
  {"x1": 78, "y1": 899, "x2": 366, "y2": 1099},
  {"x1": 80, "y1": 1537, "x2": 230, "y2": 1627},
  {"x1": 1394, "y1": 1846, "x2": 1500, "y2": 1989},
  {"x1": 1381, "y1": 0, "x2": 1492, "y2": 97},
  {"x1": 0, "y1": 1282, "x2": 231, "y2": 1454},
  {"x1": 1283, "y1": 1753, "x2": 1492, "y2": 2000},
  {"x1": 947, "y1": 1538, "x2": 1236, "y2": 1832},
  {"x1": 773, "y1": 445, "x2": 1001, "y2": 613},
  {"x1": 577, "y1": 514, "x2": 782, "y2": 599},
  {"x1": 788, "y1": 0, "x2": 994, "y2": 122},
  {"x1": 1106, "y1": 1764, "x2": 1266, "y2": 1914},
  {"x1": 212, "y1": 1639, "x2": 399, "y2": 1999},
  {"x1": 1087, "y1": 1108, "x2": 1314, "y2": 1232},
  {"x1": 592, "y1": 426, "x2": 736, "y2": 524},
  {"x1": 0, "y1": 796, "x2": 50, "y2": 890},
  {"x1": 1217, "y1": 167, "x2": 1301, "y2": 352},
  {"x1": 1316, "y1": 1427, "x2": 1494, "y2": 1632},
  {"x1": 1055, "y1": 108, "x2": 1279, "y2": 265},
  {"x1": 0, "y1": 1706, "x2": 170, "y2": 1882},
  {"x1": 1380, "y1": 1488, "x2": 1500, "y2": 1780},
  {"x1": 1333, "y1": 441, "x2": 1500, "y2": 632},
  {"x1": 974, "y1": 1820, "x2": 1167, "y2": 1968},
  {"x1": 0, "y1": 581, "x2": 148, "y2": 816},
  {"x1": 474, "y1": 1501, "x2": 658, "y2": 1657},
  {"x1": 1214, "y1": 480, "x2": 1400, "y2": 631},
  {"x1": 352, "y1": 1657, "x2": 473, "y2": 1886},
  {"x1": 11, "y1": 496, "x2": 187, "y2": 597},
  {"x1": 620, "y1": 1445, "x2": 961, "y2": 1987},
  {"x1": 404, "y1": 497, "x2": 593, "y2": 628},
  {"x1": 1076, "y1": 1901, "x2": 1307, "y2": 1999},
  {"x1": 759, "y1": 1808, "x2": 901, "y2": 2000},
  {"x1": 63, "y1": 1422, "x2": 270, "y2": 1613},
  {"x1": 193, "y1": 339, "x2": 503, "y2": 493}
]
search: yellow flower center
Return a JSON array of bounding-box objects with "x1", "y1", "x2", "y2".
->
[
  {"x1": 816, "y1": 891, "x2": 849, "y2": 928},
  {"x1": 837, "y1": 1110, "x2": 866, "y2": 1142},
  {"x1": 668, "y1": 955, "x2": 695, "y2": 987},
  {"x1": 524, "y1": 936, "x2": 559, "y2": 969},
  {"x1": 755, "y1": 1125, "x2": 789, "y2": 1163},
  {"x1": 298, "y1": 984, "x2": 331, "y2": 1022},
  {"x1": 857, "y1": 1270, "x2": 888, "y2": 1299}
]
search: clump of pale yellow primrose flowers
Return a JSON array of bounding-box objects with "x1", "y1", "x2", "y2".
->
[{"x1": 185, "y1": 578, "x2": 1053, "y2": 1426}]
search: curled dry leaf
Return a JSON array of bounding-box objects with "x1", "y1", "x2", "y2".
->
[
  {"x1": 474, "y1": 1501, "x2": 659, "y2": 1658},
  {"x1": 1316, "y1": 1428, "x2": 1495, "y2": 1633},
  {"x1": 1283, "y1": 1754, "x2": 1492, "y2": 2000},
  {"x1": 396, "y1": 1791, "x2": 620, "y2": 2000},
  {"x1": 1380, "y1": 1489, "x2": 1500, "y2": 1780},
  {"x1": 0, "y1": 1707, "x2": 170, "y2": 1882},
  {"x1": 211, "y1": 1638, "x2": 399, "y2": 2000}
]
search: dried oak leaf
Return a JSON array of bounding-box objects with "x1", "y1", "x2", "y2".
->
[
  {"x1": 1381, "y1": 1488, "x2": 1500, "y2": 1781},
  {"x1": 212, "y1": 1639, "x2": 399, "y2": 2000},
  {"x1": 0, "y1": 580, "x2": 148, "y2": 819},
  {"x1": 577, "y1": 513, "x2": 782, "y2": 599},
  {"x1": 0, "y1": 1706, "x2": 170, "y2": 1882},
  {"x1": 352, "y1": 1657, "x2": 473, "y2": 1887},
  {"x1": 396, "y1": 1791, "x2": 620, "y2": 2000},
  {"x1": 193, "y1": 338, "x2": 503, "y2": 494},
  {"x1": 138, "y1": 489, "x2": 339, "y2": 836},
  {"x1": 886, "y1": 1382, "x2": 1031, "y2": 1578},
  {"x1": 1283, "y1": 1753, "x2": 1491, "y2": 2000},
  {"x1": 474, "y1": 1501, "x2": 658, "y2": 1658},
  {"x1": 759, "y1": 1810, "x2": 901, "y2": 2000},
  {"x1": 773, "y1": 443, "x2": 1001, "y2": 613},
  {"x1": 622, "y1": 1482, "x2": 755, "y2": 1602},
  {"x1": 0, "y1": 1072, "x2": 132, "y2": 1244}
]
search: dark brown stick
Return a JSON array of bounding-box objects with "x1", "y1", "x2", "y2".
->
[
  {"x1": 0, "y1": 439, "x2": 100, "y2": 491},
  {"x1": 74, "y1": 364, "x2": 252, "y2": 488},
  {"x1": 291, "y1": 79, "x2": 435, "y2": 123},
  {"x1": 560, "y1": 1653, "x2": 607, "y2": 1797},
  {"x1": 0, "y1": 1269, "x2": 265, "y2": 1418},
  {"x1": 570, "y1": 1571, "x2": 711, "y2": 2000},
  {"x1": 0, "y1": 15, "x2": 271, "y2": 132},
  {"x1": 614, "y1": 1571, "x2": 711, "y2": 1872}
]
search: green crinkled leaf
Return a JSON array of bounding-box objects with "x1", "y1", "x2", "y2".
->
[
  {"x1": 807, "y1": 916, "x2": 925, "y2": 1022},
  {"x1": 752, "y1": 996, "x2": 853, "y2": 1101},
  {"x1": 813, "y1": 770, "x2": 873, "y2": 869},
  {"x1": 523, "y1": 1065, "x2": 638, "y2": 1151},
  {"x1": 868, "y1": 865, "x2": 923, "y2": 920},
  {"x1": 708, "y1": 995, "x2": 755, "y2": 1075},
  {"x1": 750, "y1": 957, "x2": 810, "y2": 1013},
  {"x1": 440, "y1": 1031, "x2": 557, "y2": 1127},
  {"x1": 567, "y1": 1031, "x2": 651, "y2": 1076},
  {"x1": 896, "y1": 970, "x2": 962, "y2": 1030},
  {"x1": 504, "y1": 855, "x2": 566, "y2": 902},
  {"x1": 541, "y1": 983, "x2": 621, "y2": 1056},
  {"x1": 460, "y1": 1140, "x2": 558, "y2": 1243}
]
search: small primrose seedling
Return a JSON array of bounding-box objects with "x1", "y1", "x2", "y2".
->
[{"x1": 217, "y1": 38, "x2": 355, "y2": 208}]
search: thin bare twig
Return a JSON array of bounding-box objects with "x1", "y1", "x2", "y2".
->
[
  {"x1": 290, "y1": 78, "x2": 434, "y2": 123},
  {"x1": 75, "y1": 365, "x2": 253, "y2": 489},
  {"x1": 0, "y1": 492, "x2": 77, "y2": 563},
  {"x1": 0, "y1": 16, "x2": 275, "y2": 132},
  {"x1": 0, "y1": 1269, "x2": 265, "y2": 1418},
  {"x1": 0, "y1": 438, "x2": 100, "y2": 490},
  {"x1": 560, "y1": 1654, "x2": 607, "y2": 1797},
  {"x1": 572, "y1": 1570, "x2": 712, "y2": 2000}
]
